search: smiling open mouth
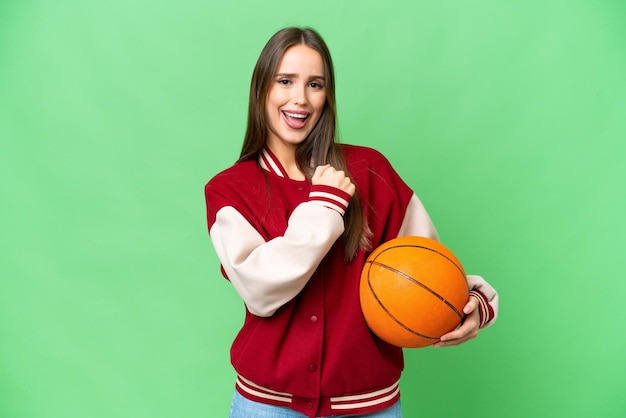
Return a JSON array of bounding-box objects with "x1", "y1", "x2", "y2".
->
[{"x1": 282, "y1": 111, "x2": 310, "y2": 129}]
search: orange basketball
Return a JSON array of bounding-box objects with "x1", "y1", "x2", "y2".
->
[{"x1": 359, "y1": 236, "x2": 469, "y2": 348}]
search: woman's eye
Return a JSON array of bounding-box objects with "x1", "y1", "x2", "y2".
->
[
  {"x1": 309, "y1": 82, "x2": 324, "y2": 89},
  {"x1": 277, "y1": 79, "x2": 291, "y2": 85}
]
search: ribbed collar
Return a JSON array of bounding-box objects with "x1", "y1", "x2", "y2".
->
[{"x1": 258, "y1": 147, "x2": 290, "y2": 178}]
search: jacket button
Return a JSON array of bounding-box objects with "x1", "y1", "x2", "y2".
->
[
  {"x1": 306, "y1": 401, "x2": 313, "y2": 409},
  {"x1": 310, "y1": 315, "x2": 318, "y2": 323},
  {"x1": 308, "y1": 363, "x2": 317, "y2": 372}
]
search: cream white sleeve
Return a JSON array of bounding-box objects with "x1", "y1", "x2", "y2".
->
[
  {"x1": 467, "y1": 274, "x2": 499, "y2": 328},
  {"x1": 209, "y1": 201, "x2": 345, "y2": 317},
  {"x1": 397, "y1": 194, "x2": 440, "y2": 241},
  {"x1": 397, "y1": 193, "x2": 498, "y2": 327}
]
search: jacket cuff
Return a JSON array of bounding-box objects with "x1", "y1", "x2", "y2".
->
[
  {"x1": 308, "y1": 185, "x2": 352, "y2": 216},
  {"x1": 469, "y1": 289, "x2": 495, "y2": 328}
]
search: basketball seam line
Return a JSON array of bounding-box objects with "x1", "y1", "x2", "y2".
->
[
  {"x1": 367, "y1": 259, "x2": 464, "y2": 319},
  {"x1": 379, "y1": 245, "x2": 465, "y2": 277},
  {"x1": 373, "y1": 244, "x2": 466, "y2": 317},
  {"x1": 366, "y1": 271, "x2": 440, "y2": 341}
]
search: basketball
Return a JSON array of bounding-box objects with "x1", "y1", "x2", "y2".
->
[{"x1": 359, "y1": 236, "x2": 469, "y2": 348}]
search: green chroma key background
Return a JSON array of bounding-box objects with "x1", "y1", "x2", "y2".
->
[{"x1": 1, "y1": 1, "x2": 625, "y2": 417}]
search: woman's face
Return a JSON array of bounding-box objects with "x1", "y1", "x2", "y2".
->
[{"x1": 265, "y1": 44, "x2": 327, "y2": 153}]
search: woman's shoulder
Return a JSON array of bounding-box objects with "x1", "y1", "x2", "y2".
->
[
  {"x1": 341, "y1": 144, "x2": 394, "y2": 169},
  {"x1": 205, "y1": 159, "x2": 261, "y2": 191}
]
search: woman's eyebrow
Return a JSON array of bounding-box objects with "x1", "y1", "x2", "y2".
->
[{"x1": 275, "y1": 72, "x2": 325, "y2": 80}]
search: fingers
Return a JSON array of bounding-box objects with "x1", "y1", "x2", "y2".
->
[
  {"x1": 433, "y1": 307, "x2": 480, "y2": 348},
  {"x1": 312, "y1": 165, "x2": 355, "y2": 196},
  {"x1": 463, "y1": 294, "x2": 480, "y2": 315},
  {"x1": 312, "y1": 164, "x2": 331, "y2": 181}
]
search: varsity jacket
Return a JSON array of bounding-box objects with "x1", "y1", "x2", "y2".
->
[{"x1": 204, "y1": 145, "x2": 498, "y2": 418}]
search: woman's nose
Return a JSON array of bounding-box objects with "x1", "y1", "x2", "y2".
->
[{"x1": 292, "y1": 84, "x2": 308, "y2": 105}]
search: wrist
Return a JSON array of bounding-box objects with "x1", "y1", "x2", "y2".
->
[
  {"x1": 469, "y1": 289, "x2": 494, "y2": 328},
  {"x1": 309, "y1": 184, "x2": 352, "y2": 216}
]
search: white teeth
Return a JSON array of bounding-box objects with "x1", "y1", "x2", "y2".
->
[{"x1": 284, "y1": 111, "x2": 308, "y2": 119}]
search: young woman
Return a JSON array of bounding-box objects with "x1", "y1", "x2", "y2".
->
[{"x1": 204, "y1": 27, "x2": 498, "y2": 418}]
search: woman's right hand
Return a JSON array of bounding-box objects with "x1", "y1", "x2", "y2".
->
[{"x1": 311, "y1": 164, "x2": 356, "y2": 197}]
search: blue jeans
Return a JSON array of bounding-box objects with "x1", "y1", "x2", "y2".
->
[{"x1": 229, "y1": 390, "x2": 403, "y2": 418}]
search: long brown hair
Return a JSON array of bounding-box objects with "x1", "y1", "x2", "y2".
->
[{"x1": 239, "y1": 27, "x2": 371, "y2": 260}]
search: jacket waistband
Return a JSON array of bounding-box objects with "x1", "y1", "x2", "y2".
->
[{"x1": 235, "y1": 374, "x2": 400, "y2": 416}]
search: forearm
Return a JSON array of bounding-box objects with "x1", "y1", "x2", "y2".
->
[
  {"x1": 210, "y1": 187, "x2": 349, "y2": 317},
  {"x1": 397, "y1": 194, "x2": 498, "y2": 327}
]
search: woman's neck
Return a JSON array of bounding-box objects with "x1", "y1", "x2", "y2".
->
[{"x1": 267, "y1": 143, "x2": 306, "y2": 181}]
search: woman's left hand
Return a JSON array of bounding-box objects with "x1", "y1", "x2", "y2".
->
[{"x1": 433, "y1": 295, "x2": 480, "y2": 348}]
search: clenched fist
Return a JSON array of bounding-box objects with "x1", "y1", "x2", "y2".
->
[{"x1": 311, "y1": 164, "x2": 356, "y2": 197}]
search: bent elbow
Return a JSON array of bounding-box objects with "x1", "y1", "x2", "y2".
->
[
  {"x1": 244, "y1": 300, "x2": 279, "y2": 317},
  {"x1": 238, "y1": 277, "x2": 304, "y2": 318}
]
